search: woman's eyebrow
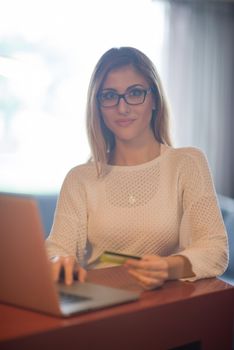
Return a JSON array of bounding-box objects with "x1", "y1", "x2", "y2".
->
[
  {"x1": 101, "y1": 88, "x2": 117, "y2": 92},
  {"x1": 126, "y1": 84, "x2": 145, "y2": 91},
  {"x1": 101, "y1": 84, "x2": 145, "y2": 92}
]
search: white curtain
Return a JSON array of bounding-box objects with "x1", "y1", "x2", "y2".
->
[{"x1": 158, "y1": 0, "x2": 234, "y2": 197}]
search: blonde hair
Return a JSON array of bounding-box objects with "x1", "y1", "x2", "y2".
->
[{"x1": 86, "y1": 47, "x2": 172, "y2": 176}]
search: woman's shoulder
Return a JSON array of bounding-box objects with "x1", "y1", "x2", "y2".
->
[
  {"x1": 166, "y1": 145, "x2": 208, "y2": 164},
  {"x1": 165, "y1": 146, "x2": 211, "y2": 178},
  {"x1": 63, "y1": 161, "x2": 97, "y2": 184}
]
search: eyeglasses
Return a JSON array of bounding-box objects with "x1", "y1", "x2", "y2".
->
[{"x1": 97, "y1": 87, "x2": 152, "y2": 108}]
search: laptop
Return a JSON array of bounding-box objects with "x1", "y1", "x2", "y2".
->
[{"x1": 0, "y1": 194, "x2": 140, "y2": 317}]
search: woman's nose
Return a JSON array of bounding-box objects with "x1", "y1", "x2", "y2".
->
[{"x1": 117, "y1": 96, "x2": 130, "y2": 115}]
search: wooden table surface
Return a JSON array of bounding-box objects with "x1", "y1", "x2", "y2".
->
[{"x1": 0, "y1": 271, "x2": 234, "y2": 350}]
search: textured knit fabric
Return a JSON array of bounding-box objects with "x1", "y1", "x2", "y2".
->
[{"x1": 46, "y1": 145, "x2": 228, "y2": 281}]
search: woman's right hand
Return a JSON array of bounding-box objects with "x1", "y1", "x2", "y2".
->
[{"x1": 50, "y1": 256, "x2": 87, "y2": 285}]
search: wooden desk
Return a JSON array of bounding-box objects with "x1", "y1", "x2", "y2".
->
[{"x1": 0, "y1": 277, "x2": 233, "y2": 350}]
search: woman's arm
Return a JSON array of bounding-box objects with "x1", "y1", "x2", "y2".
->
[
  {"x1": 45, "y1": 167, "x2": 88, "y2": 282},
  {"x1": 164, "y1": 255, "x2": 195, "y2": 280},
  {"x1": 175, "y1": 149, "x2": 228, "y2": 281},
  {"x1": 125, "y1": 148, "x2": 228, "y2": 290}
]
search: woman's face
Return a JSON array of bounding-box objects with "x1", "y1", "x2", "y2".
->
[{"x1": 99, "y1": 65, "x2": 155, "y2": 145}]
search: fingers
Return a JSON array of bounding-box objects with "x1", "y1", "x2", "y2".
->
[
  {"x1": 125, "y1": 255, "x2": 168, "y2": 270},
  {"x1": 64, "y1": 256, "x2": 76, "y2": 285},
  {"x1": 50, "y1": 256, "x2": 86, "y2": 285},
  {"x1": 124, "y1": 255, "x2": 169, "y2": 290},
  {"x1": 50, "y1": 256, "x2": 63, "y2": 283},
  {"x1": 78, "y1": 267, "x2": 87, "y2": 283},
  {"x1": 128, "y1": 268, "x2": 164, "y2": 290}
]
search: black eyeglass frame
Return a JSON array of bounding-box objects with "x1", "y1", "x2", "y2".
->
[{"x1": 97, "y1": 87, "x2": 153, "y2": 108}]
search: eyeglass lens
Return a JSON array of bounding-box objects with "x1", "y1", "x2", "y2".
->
[{"x1": 98, "y1": 87, "x2": 151, "y2": 107}]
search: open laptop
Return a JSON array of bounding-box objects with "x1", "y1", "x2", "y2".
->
[{"x1": 0, "y1": 194, "x2": 140, "y2": 317}]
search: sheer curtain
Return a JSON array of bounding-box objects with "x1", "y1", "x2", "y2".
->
[{"x1": 158, "y1": 0, "x2": 234, "y2": 197}]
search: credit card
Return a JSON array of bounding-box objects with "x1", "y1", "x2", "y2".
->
[{"x1": 100, "y1": 251, "x2": 141, "y2": 265}]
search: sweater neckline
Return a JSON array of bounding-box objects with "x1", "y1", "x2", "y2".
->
[{"x1": 105, "y1": 144, "x2": 171, "y2": 171}]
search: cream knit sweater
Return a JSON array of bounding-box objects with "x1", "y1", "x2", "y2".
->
[{"x1": 46, "y1": 145, "x2": 228, "y2": 281}]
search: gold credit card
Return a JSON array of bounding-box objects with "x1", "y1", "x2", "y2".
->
[{"x1": 100, "y1": 251, "x2": 141, "y2": 265}]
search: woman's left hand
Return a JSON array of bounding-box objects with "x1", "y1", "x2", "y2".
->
[{"x1": 124, "y1": 255, "x2": 169, "y2": 290}]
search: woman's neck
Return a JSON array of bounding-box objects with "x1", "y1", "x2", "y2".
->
[{"x1": 111, "y1": 139, "x2": 161, "y2": 166}]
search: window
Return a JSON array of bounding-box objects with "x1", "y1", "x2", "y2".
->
[{"x1": 0, "y1": 0, "x2": 166, "y2": 193}]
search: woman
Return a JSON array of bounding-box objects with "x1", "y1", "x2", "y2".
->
[{"x1": 46, "y1": 47, "x2": 228, "y2": 289}]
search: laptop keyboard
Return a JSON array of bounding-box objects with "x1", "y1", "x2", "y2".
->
[{"x1": 59, "y1": 292, "x2": 91, "y2": 304}]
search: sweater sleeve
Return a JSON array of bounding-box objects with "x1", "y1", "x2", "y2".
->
[
  {"x1": 177, "y1": 148, "x2": 228, "y2": 281},
  {"x1": 45, "y1": 167, "x2": 88, "y2": 266}
]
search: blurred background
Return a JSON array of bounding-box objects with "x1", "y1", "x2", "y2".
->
[{"x1": 0, "y1": 0, "x2": 233, "y2": 197}]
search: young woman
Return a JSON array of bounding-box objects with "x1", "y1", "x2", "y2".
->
[{"x1": 46, "y1": 47, "x2": 228, "y2": 289}]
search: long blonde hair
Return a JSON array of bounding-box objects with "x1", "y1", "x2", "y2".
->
[{"x1": 86, "y1": 47, "x2": 172, "y2": 176}]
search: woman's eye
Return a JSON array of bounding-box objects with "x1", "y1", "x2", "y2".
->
[
  {"x1": 128, "y1": 88, "x2": 144, "y2": 97},
  {"x1": 101, "y1": 91, "x2": 117, "y2": 100}
]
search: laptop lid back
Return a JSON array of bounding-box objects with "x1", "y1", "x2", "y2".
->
[{"x1": 0, "y1": 194, "x2": 61, "y2": 316}]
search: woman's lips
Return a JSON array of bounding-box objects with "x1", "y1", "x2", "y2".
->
[{"x1": 115, "y1": 118, "x2": 136, "y2": 127}]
